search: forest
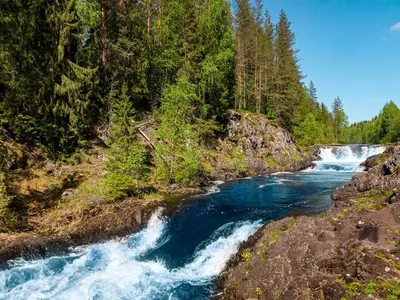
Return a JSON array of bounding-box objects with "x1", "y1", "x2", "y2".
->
[
  {"x1": 346, "y1": 101, "x2": 400, "y2": 144},
  {"x1": 0, "y1": 0, "x2": 376, "y2": 206}
]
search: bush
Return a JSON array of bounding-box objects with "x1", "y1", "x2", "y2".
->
[{"x1": 100, "y1": 172, "x2": 137, "y2": 202}]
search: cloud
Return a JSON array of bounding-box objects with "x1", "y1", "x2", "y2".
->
[{"x1": 390, "y1": 22, "x2": 400, "y2": 31}]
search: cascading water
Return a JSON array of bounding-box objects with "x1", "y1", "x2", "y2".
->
[
  {"x1": 0, "y1": 145, "x2": 386, "y2": 300},
  {"x1": 312, "y1": 145, "x2": 386, "y2": 172},
  {"x1": 0, "y1": 209, "x2": 261, "y2": 300}
]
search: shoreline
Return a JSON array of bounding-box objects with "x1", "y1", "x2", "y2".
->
[
  {"x1": 215, "y1": 144, "x2": 400, "y2": 300},
  {"x1": 0, "y1": 149, "x2": 316, "y2": 265}
]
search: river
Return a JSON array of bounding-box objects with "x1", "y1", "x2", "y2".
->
[{"x1": 0, "y1": 145, "x2": 385, "y2": 300}]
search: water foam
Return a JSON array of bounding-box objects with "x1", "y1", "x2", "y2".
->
[
  {"x1": 313, "y1": 145, "x2": 386, "y2": 172},
  {"x1": 0, "y1": 210, "x2": 261, "y2": 300}
]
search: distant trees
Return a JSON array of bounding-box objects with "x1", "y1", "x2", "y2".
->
[{"x1": 346, "y1": 101, "x2": 400, "y2": 144}]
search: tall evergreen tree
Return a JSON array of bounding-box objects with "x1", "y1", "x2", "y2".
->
[
  {"x1": 273, "y1": 9, "x2": 303, "y2": 131},
  {"x1": 332, "y1": 97, "x2": 348, "y2": 143},
  {"x1": 262, "y1": 9, "x2": 275, "y2": 116},
  {"x1": 234, "y1": 0, "x2": 255, "y2": 110},
  {"x1": 308, "y1": 81, "x2": 318, "y2": 104}
]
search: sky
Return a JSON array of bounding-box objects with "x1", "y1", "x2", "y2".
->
[{"x1": 259, "y1": 0, "x2": 400, "y2": 123}]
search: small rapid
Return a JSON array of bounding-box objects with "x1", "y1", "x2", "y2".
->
[{"x1": 312, "y1": 145, "x2": 386, "y2": 172}]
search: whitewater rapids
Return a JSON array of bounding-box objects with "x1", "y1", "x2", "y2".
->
[
  {"x1": 311, "y1": 145, "x2": 386, "y2": 172},
  {"x1": 0, "y1": 209, "x2": 261, "y2": 300}
]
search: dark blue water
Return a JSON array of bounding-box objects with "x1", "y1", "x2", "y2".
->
[{"x1": 0, "y1": 166, "x2": 360, "y2": 300}]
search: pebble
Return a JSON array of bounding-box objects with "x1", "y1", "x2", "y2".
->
[
  {"x1": 358, "y1": 220, "x2": 364, "y2": 225},
  {"x1": 385, "y1": 267, "x2": 391, "y2": 272}
]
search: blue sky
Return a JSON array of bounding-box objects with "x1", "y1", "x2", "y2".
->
[{"x1": 260, "y1": 0, "x2": 400, "y2": 123}]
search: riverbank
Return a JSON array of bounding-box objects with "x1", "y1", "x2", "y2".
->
[
  {"x1": 217, "y1": 144, "x2": 400, "y2": 300},
  {"x1": 0, "y1": 111, "x2": 316, "y2": 263}
]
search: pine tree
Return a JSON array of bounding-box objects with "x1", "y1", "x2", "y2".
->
[
  {"x1": 101, "y1": 85, "x2": 149, "y2": 201},
  {"x1": 234, "y1": 0, "x2": 255, "y2": 110},
  {"x1": 198, "y1": 0, "x2": 235, "y2": 123},
  {"x1": 273, "y1": 9, "x2": 303, "y2": 131},
  {"x1": 332, "y1": 97, "x2": 348, "y2": 143},
  {"x1": 262, "y1": 9, "x2": 275, "y2": 116},
  {"x1": 308, "y1": 81, "x2": 318, "y2": 104}
]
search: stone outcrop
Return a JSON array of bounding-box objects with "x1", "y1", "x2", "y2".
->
[
  {"x1": 204, "y1": 111, "x2": 316, "y2": 180},
  {"x1": 217, "y1": 144, "x2": 400, "y2": 300}
]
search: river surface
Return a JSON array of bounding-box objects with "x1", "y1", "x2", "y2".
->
[{"x1": 0, "y1": 145, "x2": 385, "y2": 300}]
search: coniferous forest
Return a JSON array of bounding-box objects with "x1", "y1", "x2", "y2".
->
[{"x1": 1, "y1": 0, "x2": 391, "y2": 206}]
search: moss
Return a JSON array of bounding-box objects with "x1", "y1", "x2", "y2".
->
[
  {"x1": 354, "y1": 194, "x2": 386, "y2": 212},
  {"x1": 268, "y1": 219, "x2": 297, "y2": 243},
  {"x1": 339, "y1": 280, "x2": 400, "y2": 300},
  {"x1": 255, "y1": 287, "x2": 263, "y2": 296},
  {"x1": 269, "y1": 228, "x2": 283, "y2": 243},
  {"x1": 256, "y1": 242, "x2": 267, "y2": 261},
  {"x1": 319, "y1": 211, "x2": 328, "y2": 218},
  {"x1": 142, "y1": 193, "x2": 164, "y2": 201},
  {"x1": 291, "y1": 151, "x2": 303, "y2": 162},
  {"x1": 265, "y1": 155, "x2": 280, "y2": 169},
  {"x1": 375, "y1": 252, "x2": 400, "y2": 272}
]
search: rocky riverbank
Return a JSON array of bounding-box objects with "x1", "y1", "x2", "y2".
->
[
  {"x1": 217, "y1": 144, "x2": 400, "y2": 300},
  {"x1": 203, "y1": 111, "x2": 316, "y2": 180},
  {"x1": 0, "y1": 111, "x2": 315, "y2": 264}
]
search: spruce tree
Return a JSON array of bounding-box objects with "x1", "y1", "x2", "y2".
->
[
  {"x1": 273, "y1": 9, "x2": 303, "y2": 132},
  {"x1": 332, "y1": 97, "x2": 348, "y2": 143},
  {"x1": 263, "y1": 9, "x2": 276, "y2": 117},
  {"x1": 308, "y1": 81, "x2": 318, "y2": 104}
]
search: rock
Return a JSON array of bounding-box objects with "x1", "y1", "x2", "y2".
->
[
  {"x1": 61, "y1": 191, "x2": 71, "y2": 199},
  {"x1": 216, "y1": 145, "x2": 400, "y2": 300},
  {"x1": 204, "y1": 111, "x2": 316, "y2": 180}
]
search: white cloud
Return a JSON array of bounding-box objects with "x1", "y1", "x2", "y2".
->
[{"x1": 390, "y1": 22, "x2": 400, "y2": 31}]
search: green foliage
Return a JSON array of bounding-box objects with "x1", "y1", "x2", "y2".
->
[
  {"x1": 155, "y1": 76, "x2": 203, "y2": 186},
  {"x1": 346, "y1": 101, "x2": 400, "y2": 144},
  {"x1": 340, "y1": 280, "x2": 400, "y2": 300},
  {"x1": 100, "y1": 85, "x2": 148, "y2": 201},
  {"x1": 100, "y1": 172, "x2": 137, "y2": 202},
  {"x1": 0, "y1": 135, "x2": 14, "y2": 231},
  {"x1": 331, "y1": 97, "x2": 349, "y2": 143},
  {"x1": 294, "y1": 113, "x2": 324, "y2": 146}
]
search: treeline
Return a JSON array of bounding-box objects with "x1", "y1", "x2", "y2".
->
[
  {"x1": 233, "y1": 1, "x2": 349, "y2": 144},
  {"x1": 0, "y1": 0, "x2": 349, "y2": 196},
  {"x1": 346, "y1": 101, "x2": 400, "y2": 144}
]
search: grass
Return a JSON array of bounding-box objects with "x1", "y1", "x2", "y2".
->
[
  {"x1": 339, "y1": 280, "x2": 400, "y2": 300},
  {"x1": 269, "y1": 218, "x2": 297, "y2": 243},
  {"x1": 354, "y1": 194, "x2": 387, "y2": 212},
  {"x1": 269, "y1": 228, "x2": 283, "y2": 243}
]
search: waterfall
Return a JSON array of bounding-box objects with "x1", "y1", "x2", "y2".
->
[{"x1": 312, "y1": 145, "x2": 386, "y2": 172}]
